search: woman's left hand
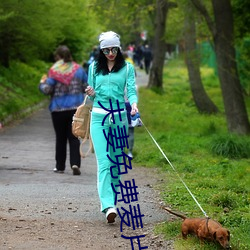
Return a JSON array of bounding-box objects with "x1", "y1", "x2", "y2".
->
[{"x1": 131, "y1": 103, "x2": 138, "y2": 116}]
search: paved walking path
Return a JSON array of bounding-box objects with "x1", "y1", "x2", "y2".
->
[{"x1": 0, "y1": 70, "x2": 172, "y2": 249}]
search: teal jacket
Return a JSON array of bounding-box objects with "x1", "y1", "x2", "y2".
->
[{"x1": 87, "y1": 62, "x2": 138, "y2": 110}]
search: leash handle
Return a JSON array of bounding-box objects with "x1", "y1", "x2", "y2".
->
[{"x1": 139, "y1": 118, "x2": 209, "y2": 218}]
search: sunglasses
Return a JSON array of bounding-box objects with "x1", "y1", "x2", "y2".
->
[{"x1": 102, "y1": 47, "x2": 119, "y2": 55}]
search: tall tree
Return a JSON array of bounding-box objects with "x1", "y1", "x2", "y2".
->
[
  {"x1": 184, "y1": 1, "x2": 218, "y2": 114},
  {"x1": 191, "y1": 0, "x2": 250, "y2": 134},
  {"x1": 148, "y1": 0, "x2": 176, "y2": 89}
]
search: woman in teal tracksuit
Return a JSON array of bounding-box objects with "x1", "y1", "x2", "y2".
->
[{"x1": 86, "y1": 31, "x2": 138, "y2": 223}]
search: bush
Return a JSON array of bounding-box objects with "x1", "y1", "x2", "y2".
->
[
  {"x1": 210, "y1": 191, "x2": 237, "y2": 209},
  {"x1": 210, "y1": 135, "x2": 250, "y2": 159}
]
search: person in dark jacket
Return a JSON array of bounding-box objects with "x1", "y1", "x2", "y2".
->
[{"x1": 143, "y1": 44, "x2": 152, "y2": 74}]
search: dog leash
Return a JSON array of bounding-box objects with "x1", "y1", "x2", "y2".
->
[{"x1": 139, "y1": 118, "x2": 209, "y2": 218}]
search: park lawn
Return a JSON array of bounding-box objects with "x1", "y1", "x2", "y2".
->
[{"x1": 133, "y1": 58, "x2": 250, "y2": 250}]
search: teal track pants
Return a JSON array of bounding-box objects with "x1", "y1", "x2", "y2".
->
[{"x1": 90, "y1": 110, "x2": 128, "y2": 212}]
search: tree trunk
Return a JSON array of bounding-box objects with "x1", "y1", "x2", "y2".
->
[
  {"x1": 147, "y1": 0, "x2": 169, "y2": 89},
  {"x1": 191, "y1": 0, "x2": 250, "y2": 134},
  {"x1": 184, "y1": 4, "x2": 218, "y2": 114},
  {"x1": 212, "y1": 0, "x2": 250, "y2": 134}
]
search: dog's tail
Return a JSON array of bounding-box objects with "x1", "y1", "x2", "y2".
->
[{"x1": 162, "y1": 206, "x2": 187, "y2": 220}]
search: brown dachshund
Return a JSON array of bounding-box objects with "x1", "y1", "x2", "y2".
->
[{"x1": 162, "y1": 207, "x2": 231, "y2": 249}]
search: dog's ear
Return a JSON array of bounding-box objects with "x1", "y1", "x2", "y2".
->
[
  {"x1": 227, "y1": 230, "x2": 230, "y2": 240},
  {"x1": 213, "y1": 231, "x2": 217, "y2": 240}
]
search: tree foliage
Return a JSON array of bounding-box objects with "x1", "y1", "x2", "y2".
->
[
  {"x1": 91, "y1": 0, "x2": 155, "y2": 46},
  {"x1": 232, "y1": 0, "x2": 250, "y2": 95},
  {"x1": 0, "y1": 0, "x2": 99, "y2": 67},
  {"x1": 164, "y1": 2, "x2": 184, "y2": 44},
  {"x1": 232, "y1": 0, "x2": 250, "y2": 39}
]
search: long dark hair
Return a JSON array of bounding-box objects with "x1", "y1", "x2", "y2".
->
[{"x1": 95, "y1": 48, "x2": 126, "y2": 75}]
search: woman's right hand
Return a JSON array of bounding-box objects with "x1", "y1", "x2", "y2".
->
[
  {"x1": 40, "y1": 74, "x2": 47, "y2": 83},
  {"x1": 85, "y1": 86, "x2": 95, "y2": 97},
  {"x1": 131, "y1": 103, "x2": 138, "y2": 116}
]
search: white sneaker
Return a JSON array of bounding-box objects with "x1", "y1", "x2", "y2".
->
[
  {"x1": 53, "y1": 168, "x2": 64, "y2": 173},
  {"x1": 128, "y1": 151, "x2": 133, "y2": 158},
  {"x1": 106, "y1": 207, "x2": 117, "y2": 223},
  {"x1": 72, "y1": 165, "x2": 81, "y2": 175}
]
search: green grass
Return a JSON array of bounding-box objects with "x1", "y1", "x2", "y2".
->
[
  {"x1": 0, "y1": 60, "x2": 50, "y2": 123},
  {"x1": 133, "y1": 58, "x2": 250, "y2": 250}
]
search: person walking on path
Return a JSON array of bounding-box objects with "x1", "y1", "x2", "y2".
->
[
  {"x1": 85, "y1": 31, "x2": 138, "y2": 223},
  {"x1": 143, "y1": 44, "x2": 153, "y2": 75},
  {"x1": 39, "y1": 45, "x2": 88, "y2": 175}
]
